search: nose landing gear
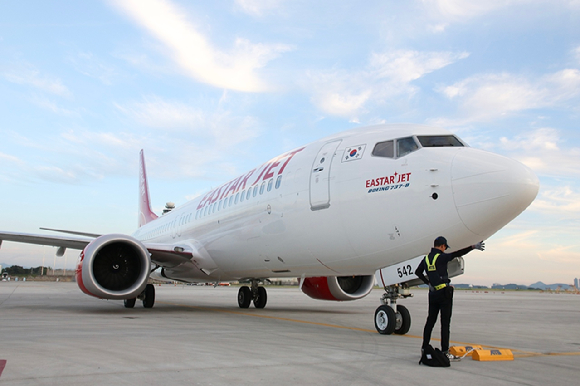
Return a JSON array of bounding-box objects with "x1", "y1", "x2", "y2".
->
[{"x1": 374, "y1": 284, "x2": 412, "y2": 335}]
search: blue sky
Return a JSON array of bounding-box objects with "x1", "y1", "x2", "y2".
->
[{"x1": 1, "y1": 0, "x2": 579, "y2": 286}]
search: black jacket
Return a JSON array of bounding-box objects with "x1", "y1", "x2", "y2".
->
[{"x1": 415, "y1": 246, "x2": 474, "y2": 290}]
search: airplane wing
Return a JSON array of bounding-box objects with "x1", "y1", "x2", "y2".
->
[
  {"x1": 39, "y1": 227, "x2": 102, "y2": 238},
  {"x1": 0, "y1": 230, "x2": 92, "y2": 250},
  {"x1": 0, "y1": 230, "x2": 210, "y2": 272}
]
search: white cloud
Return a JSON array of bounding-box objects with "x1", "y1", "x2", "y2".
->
[
  {"x1": 114, "y1": 96, "x2": 206, "y2": 130},
  {"x1": 109, "y1": 0, "x2": 293, "y2": 92},
  {"x1": 573, "y1": 45, "x2": 580, "y2": 64},
  {"x1": 532, "y1": 185, "x2": 580, "y2": 215},
  {"x1": 308, "y1": 50, "x2": 469, "y2": 119},
  {"x1": 420, "y1": 0, "x2": 550, "y2": 21},
  {"x1": 493, "y1": 128, "x2": 580, "y2": 178},
  {"x1": 422, "y1": 0, "x2": 513, "y2": 19},
  {"x1": 67, "y1": 52, "x2": 117, "y2": 85},
  {"x1": 234, "y1": 0, "x2": 285, "y2": 16},
  {"x1": 428, "y1": 23, "x2": 448, "y2": 33},
  {"x1": 114, "y1": 95, "x2": 261, "y2": 172},
  {"x1": 370, "y1": 50, "x2": 469, "y2": 83},
  {"x1": 435, "y1": 69, "x2": 580, "y2": 125},
  {"x1": 29, "y1": 95, "x2": 79, "y2": 117},
  {"x1": 3, "y1": 64, "x2": 71, "y2": 97},
  {"x1": 498, "y1": 231, "x2": 580, "y2": 266},
  {"x1": 117, "y1": 95, "x2": 260, "y2": 148},
  {"x1": 0, "y1": 152, "x2": 21, "y2": 164}
]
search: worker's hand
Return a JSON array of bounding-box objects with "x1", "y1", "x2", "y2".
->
[{"x1": 472, "y1": 241, "x2": 485, "y2": 251}]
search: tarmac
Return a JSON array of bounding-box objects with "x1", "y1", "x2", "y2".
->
[{"x1": 0, "y1": 281, "x2": 578, "y2": 385}]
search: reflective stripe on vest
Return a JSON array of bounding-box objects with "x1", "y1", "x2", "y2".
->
[
  {"x1": 434, "y1": 283, "x2": 447, "y2": 290},
  {"x1": 425, "y1": 253, "x2": 440, "y2": 272}
]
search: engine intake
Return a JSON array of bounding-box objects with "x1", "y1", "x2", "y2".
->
[
  {"x1": 76, "y1": 234, "x2": 151, "y2": 299},
  {"x1": 301, "y1": 275, "x2": 375, "y2": 301}
]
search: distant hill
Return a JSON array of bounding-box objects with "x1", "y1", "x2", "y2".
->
[
  {"x1": 489, "y1": 282, "x2": 572, "y2": 290},
  {"x1": 491, "y1": 283, "x2": 529, "y2": 290},
  {"x1": 528, "y1": 281, "x2": 572, "y2": 290},
  {"x1": 453, "y1": 284, "x2": 488, "y2": 289}
]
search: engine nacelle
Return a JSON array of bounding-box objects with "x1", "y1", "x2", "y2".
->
[
  {"x1": 301, "y1": 275, "x2": 375, "y2": 301},
  {"x1": 76, "y1": 234, "x2": 151, "y2": 300}
]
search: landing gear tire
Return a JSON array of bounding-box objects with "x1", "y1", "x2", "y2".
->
[
  {"x1": 394, "y1": 305, "x2": 411, "y2": 335},
  {"x1": 124, "y1": 298, "x2": 136, "y2": 308},
  {"x1": 374, "y1": 305, "x2": 396, "y2": 335},
  {"x1": 142, "y1": 283, "x2": 155, "y2": 308},
  {"x1": 253, "y1": 286, "x2": 267, "y2": 309},
  {"x1": 238, "y1": 286, "x2": 252, "y2": 308}
]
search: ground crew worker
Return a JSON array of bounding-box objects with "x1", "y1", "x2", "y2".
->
[{"x1": 415, "y1": 236, "x2": 485, "y2": 360}]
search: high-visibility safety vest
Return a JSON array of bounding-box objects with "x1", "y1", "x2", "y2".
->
[
  {"x1": 425, "y1": 253, "x2": 447, "y2": 291},
  {"x1": 426, "y1": 253, "x2": 440, "y2": 271}
]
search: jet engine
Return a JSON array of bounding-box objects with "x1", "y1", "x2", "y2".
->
[
  {"x1": 301, "y1": 275, "x2": 375, "y2": 301},
  {"x1": 75, "y1": 234, "x2": 151, "y2": 300}
]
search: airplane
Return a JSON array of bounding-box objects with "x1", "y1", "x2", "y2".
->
[{"x1": 0, "y1": 123, "x2": 539, "y2": 335}]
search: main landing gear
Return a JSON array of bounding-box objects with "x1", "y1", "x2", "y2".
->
[
  {"x1": 238, "y1": 280, "x2": 267, "y2": 309},
  {"x1": 374, "y1": 284, "x2": 412, "y2": 335},
  {"x1": 124, "y1": 283, "x2": 155, "y2": 309}
]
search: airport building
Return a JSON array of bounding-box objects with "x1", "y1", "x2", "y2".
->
[{"x1": 575, "y1": 278, "x2": 579, "y2": 290}]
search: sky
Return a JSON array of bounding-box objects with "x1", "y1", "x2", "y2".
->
[{"x1": 0, "y1": 0, "x2": 579, "y2": 287}]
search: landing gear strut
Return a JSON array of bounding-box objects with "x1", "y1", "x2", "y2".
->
[
  {"x1": 238, "y1": 280, "x2": 268, "y2": 309},
  {"x1": 374, "y1": 284, "x2": 412, "y2": 335}
]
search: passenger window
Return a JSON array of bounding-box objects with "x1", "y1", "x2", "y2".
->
[
  {"x1": 260, "y1": 181, "x2": 266, "y2": 195},
  {"x1": 240, "y1": 191, "x2": 245, "y2": 202},
  {"x1": 229, "y1": 196, "x2": 234, "y2": 206},
  {"x1": 234, "y1": 193, "x2": 239, "y2": 204},
  {"x1": 253, "y1": 185, "x2": 258, "y2": 197},
  {"x1": 372, "y1": 141, "x2": 394, "y2": 158},
  {"x1": 246, "y1": 189, "x2": 251, "y2": 200},
  {"x1": 417, "y1": 135, "x2": 464, "y2": 147},
  {"x1": 397, "y1": 137, "x2": 419, "y2": 158},
  {"x1": 275, "y1": 175, "x2": 282, "y2": 189},
  {"x1": 267, "y1": 179, "x2": 273, "y2": 192}
]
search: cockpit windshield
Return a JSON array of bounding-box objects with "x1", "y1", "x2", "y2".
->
[
  {"x1": 417, "y1": 135, "x2": 464, "y2": 147},
  {"x1": 372, "y1": 135, "x2": 465, "y2": 159}
]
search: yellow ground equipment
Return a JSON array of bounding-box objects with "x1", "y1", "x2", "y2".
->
[
  {"x1": 472, "y1": 349, "x2": 514, "y2": 361},
  {"x1": 449, "y1": 345, "x2": 483, "y2": 358}
]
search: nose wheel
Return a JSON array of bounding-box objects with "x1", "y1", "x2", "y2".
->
[
  {"x1": 375, "y1": 305, "x2": 396, "y2": 334},
  {"x1": 374, "y1": 284, "x2": 412, "y2": 335}
]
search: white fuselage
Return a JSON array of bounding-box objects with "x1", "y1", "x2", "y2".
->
[{"x1": 136, "y1": 124, "x2": 539, "y2": 283}]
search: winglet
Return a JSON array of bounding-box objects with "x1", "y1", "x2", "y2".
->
[{"x1": 139, "y1": 150, "x2": 158, "y2": 227}]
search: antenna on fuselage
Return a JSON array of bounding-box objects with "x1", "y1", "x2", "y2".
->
[{"x1": 162, "y1": 202, "x2": 175, "y2": 215}]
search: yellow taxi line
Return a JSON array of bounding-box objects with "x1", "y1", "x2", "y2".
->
[{"x1": 158, "y1": 301, "x2": 580, "y2": 358}]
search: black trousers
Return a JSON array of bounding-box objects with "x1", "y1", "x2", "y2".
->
[{"x1": 422, "y1": 288, "x2": 453, "y2": 352}]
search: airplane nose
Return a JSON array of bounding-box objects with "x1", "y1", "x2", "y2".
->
[{"x1": 451, "y1": 150, "x2": 540, "y2": 237}]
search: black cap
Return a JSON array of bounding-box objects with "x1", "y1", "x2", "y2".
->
[{"x1": 434, "y1": 236, "x2": 449, "y2": 249}]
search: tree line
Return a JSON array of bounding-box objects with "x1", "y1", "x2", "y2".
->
[{"x1": 1, "y1": 265, "x2": 51, "y2": 276}]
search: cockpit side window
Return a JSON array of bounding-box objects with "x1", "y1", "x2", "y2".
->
[
  {"x1": 372, "y1": 140, "x2": 394, "y2": 158},
  {"x1": 396, "y1": 136, "x2": 419, "y2": 157},
  {"x1": 418, "y1": 135, "x2": 464, "y2": 147},
  {"x1": 372, "y1": 137, "x2": 420, "y2": 158}
]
